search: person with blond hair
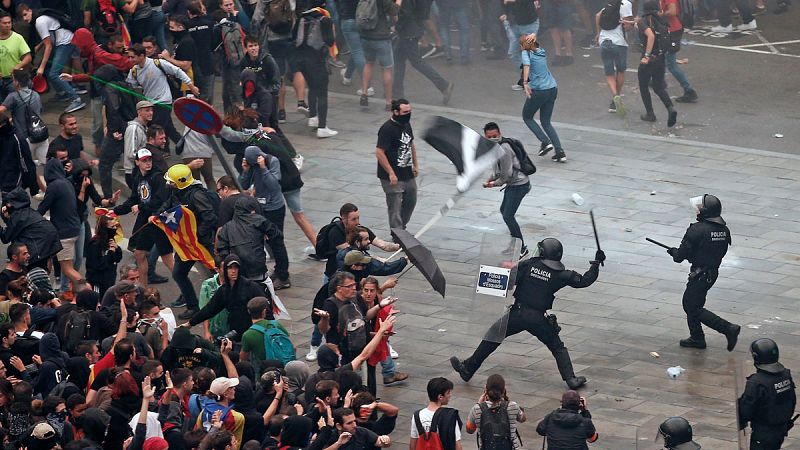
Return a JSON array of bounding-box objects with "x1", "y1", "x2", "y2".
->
[{"x1": 519, "y1": 34, "x2": 566, "y2": 163}]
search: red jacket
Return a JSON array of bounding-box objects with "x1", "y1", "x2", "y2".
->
[{"x1": 70, "y1": 28, "x2": 133, "y2": 83}]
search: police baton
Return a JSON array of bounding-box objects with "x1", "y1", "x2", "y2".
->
[
  {"x1": 590, "y1": 210, "x2": 603, "y2": 266},
  {"x1": 646, "y1": 237, "x2": 672, "y2": 250}
]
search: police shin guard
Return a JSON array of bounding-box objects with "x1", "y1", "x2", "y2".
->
[{"x1": 554, "y1": 348, "x2": 587, "y2": 389}]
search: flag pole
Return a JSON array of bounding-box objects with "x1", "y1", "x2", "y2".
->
[{"x1": 386, "y1": 194, "x2": 460, "y2": 261}]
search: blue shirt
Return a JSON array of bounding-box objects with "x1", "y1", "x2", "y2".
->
[{"x1": 521, "y1": 48, "x2": 557, "y2": 91}]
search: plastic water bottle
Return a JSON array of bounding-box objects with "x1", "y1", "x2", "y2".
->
[{"x1": 571, "y1": 193, "x2": 585, "y2": 206}]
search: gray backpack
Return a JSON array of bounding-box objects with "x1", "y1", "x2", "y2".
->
[
  {"x1": 294, "y1": 15, "x2": 325, "y2": 50},
  {"x1": 355, "y1": 0, "x2": 379, "y2": 32}
]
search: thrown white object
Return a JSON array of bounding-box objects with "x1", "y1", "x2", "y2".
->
[
  {"x1": 572, "y1": 193, "x2": 585, "y2": 206},
  {"x1": 667, "y1": 366, "x2": 686, "y2": 379}
]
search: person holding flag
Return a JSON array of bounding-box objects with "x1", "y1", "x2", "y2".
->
[{"x1": 156, "y1": 163, "x2": 217, "y2": 319}]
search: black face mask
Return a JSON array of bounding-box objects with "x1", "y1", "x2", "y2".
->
[
  {"x1": 393, "y1": 113, "x2": 411, "y2": 125},
  {"x1": 171, "y1": 29, "x2": 186, "y2": 39}
]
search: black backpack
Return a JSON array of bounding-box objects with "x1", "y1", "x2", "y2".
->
[
  {"x1": 34, "y1": 8, "x2": 79, "y2": 32},
  {"x1": 17, "y1": 92, "x2": 48, "y2": 144},
  {"x1": 113, "y1": 80, "x2": 141, "y2": 121},
  {"x1": 646, "y1": 14, "x2": 674, "y2": 55},
  {"x1": 61, "y1": 310, "x2": 92, "y2": 354},
  {"x1": 477, "y1": 402, "x2": 517, "y2": 450},
  {"x1": 314, "y1": 217, "x2": 344, "y2": 259},
  {"x1": 502, "y1": 138, "x2": 536, "y2": 176},
  {"x1": 599, "y1": 0, "x2": 623, "y2": 30}
]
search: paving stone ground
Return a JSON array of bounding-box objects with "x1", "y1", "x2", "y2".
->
[{"x1": 39, "y1": 89, "x2": 800, "y2": 449}]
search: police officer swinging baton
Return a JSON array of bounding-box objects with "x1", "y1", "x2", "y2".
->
[{"x1": 590, "y1": 210, "x2": 603, "y2": 266}]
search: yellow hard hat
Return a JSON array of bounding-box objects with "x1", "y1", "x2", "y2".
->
[{"x1": 164, "y1": 164, "x2": 194, "y2": 190}]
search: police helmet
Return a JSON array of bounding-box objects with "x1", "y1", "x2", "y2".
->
[
  {"x1": 751, "y1": 338, "x2": 784, "y2": 374},
  {"x1": 696, "y1": 194, "x2": 725, "y2": 225},
  {"x1": 537, "y1": 238, "x2": 565, "y2": 271},
  {"x1": 658, "y1": 417, "x2": 700, "y2": 450},
  {"x1": 164, "y1": 164, "x2": 195, "y2": 190}
]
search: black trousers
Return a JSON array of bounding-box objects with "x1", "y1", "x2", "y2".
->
[
  {"x1": 262, "y1": 206, "x2": 289, "y2": 281},
  {"x1": 153, "y1": 103, "x2": 182, "y2": 145},
  {"x1": 638, "y1": 56, "x2": 673, "y2": 114},
  {"x1": 750, "y1": 424, "x2": 787, "y2": 450},
  {"x1": 99, "y1": 133, "x2": 124, "y2": 197},
  {"x1": 294, "y1": 50, "x2": 329, "y2": 128},
  {"x1": 392, "y1": 37, "x2": 449, "y2": 98},
  {"x1": 464, "y1": 306, "x2": 576, "y2": 381},
  {"x1": 682, "y1": 270, "x2": 732, "y2": 338}
]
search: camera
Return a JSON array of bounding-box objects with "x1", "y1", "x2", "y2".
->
[
  {"x1": 261, "y1": 369, "x2": 281, "y2": 386},
  {"x1": 215, "y1": 330, "x2": 239, "y2": 345}
]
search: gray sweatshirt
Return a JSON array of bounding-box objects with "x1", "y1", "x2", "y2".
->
[
  {"x1": 124, "y1": 120, "x2": 147, "y2": 175},
  {"x1": 489, "y1": 144, "x2": 529, "y2": 187},
  {"x1": 126, "y1": 57, "x2": 192, "y2": 104}
]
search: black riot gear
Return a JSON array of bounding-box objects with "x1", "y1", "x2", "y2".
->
[
  {"x1": 451, "y1": 241, "x2": 600, "y2": 390},
  {"x1": 696, "y1": 194, "x2": 725, "y2": 225},
  {"x1": 751, "y1": 338, "x2": 785, "y2": 374},
  {"x1": 537, "y1": 238, "x2": 565, "y2": 270},
  {"x1": 658, "y1": 417, "x2": 700, "y2": 449}
]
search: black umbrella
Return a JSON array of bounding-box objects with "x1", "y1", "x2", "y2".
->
[{"x1": 390, "y1": 228, "x2": 446, "y2": 298}]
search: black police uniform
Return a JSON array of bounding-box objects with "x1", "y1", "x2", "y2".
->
[
  {"x1": 461, "y1": 257, "x2": 599, "y2": 381},
  {"x1": 672, "y1": 218, "x2": 735, "y2": 341},
  {"x1": 738, "y1": 368, "x2": 796, "y2": 449}
]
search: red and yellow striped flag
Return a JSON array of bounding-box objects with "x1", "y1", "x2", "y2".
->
[{"x1": 151, "y1": 205, "x2": 214, "y2": 269}]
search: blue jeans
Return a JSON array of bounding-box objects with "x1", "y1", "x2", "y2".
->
[
  {"x1": 173, "y1": 255, "x2": 199, "y2": 309},
  {"x1": 148, "y1": 245, "x2": 159, "y2": 278},
  {"x1": 500, "y1": 182, "x2": 531, "y2": 247},
  {"x1": 48, "y1": 44, "x2": 78, "y2": 100},
  {"x1": 438, "y1": 0, "x2": 471, "y2": 62},
  {"x1": 510, "y1": 22, "x2": 540, "y2": 65},
  {"x1": 665, "y1": 51, "x2": 692, "y2": 92},
  {"x1": 311, "y1": 325, "x2": 323, "y2": 347},
  {"x1": 522, "y1": 87, "x2": 563, "y2": 152},
  {"x1": 152, "y1": 10, "x2": 168, "y2": 51},
  {"x1": 341, "y1": 19, "x2": 365, "y2": 79},
  {"x1": 380, "y1": 354, "x2": 396, "y2": 377}
]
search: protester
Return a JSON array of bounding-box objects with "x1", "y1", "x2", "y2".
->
[
  {"x1": 519, "y1": 34, "x2": 566, "y2": 163},
  {"x1": 409, "y1": 377, "x2": 462, "y2": 450},
  {"x1": 466, "y1": 374, "x2": 526, "y2": 450},
  {"x1": 595, "y1": 0, "x2": 633, "y2": 115},
  {"x1": 376, "y1": 99, "x2": 418, "y2": 231},
  {"x1": 637, "y1": 1, "x2": 677, "y2": 127}
]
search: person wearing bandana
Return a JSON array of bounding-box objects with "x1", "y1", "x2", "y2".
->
[{"x1": 375, "y1": 99, "x2": 418, "y2": 232}]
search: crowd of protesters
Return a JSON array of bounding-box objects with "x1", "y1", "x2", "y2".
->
[{"x1": 0, "y1": 0, "x2": 789, "y2": 449}]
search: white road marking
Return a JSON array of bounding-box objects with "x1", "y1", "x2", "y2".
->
[
  {"x1": 734, "y1": 39, "x2": 800, "y2": 48},
  {"x1": 689, "y1": 41, "x2": 800, "y2": 58},
  {"x1": 752, "y1": 30, "x2": 780, "y2": 54}
]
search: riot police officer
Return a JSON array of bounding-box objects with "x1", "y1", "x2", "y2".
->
[
  {"x1": 657, "y1": 417, "x2": 701, "y2": 449},
  {"x1": 450, "y1": 238, "x2": 603, "y2": 389},
  {"x1": 738, "y1": 338, "x2": 797, "y2": 450},
  {"x1": 667, "y1": 194, "x2": 740, "y2": 351}
]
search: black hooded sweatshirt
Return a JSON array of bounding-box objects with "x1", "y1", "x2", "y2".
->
[
  {"x1": 0, "y1": 188, "x2": 62, "y2": 266},
  {"x1": 188, "y1": 254, "x2": 272, "y2": 337},
  {"x1": 0, "y1": 122, "x2": 37, "y2": 195},
  {"x1": 34, "y1": 333, "x2": 69, "y2": 397},
  {"x1": 160, "y1": 183, "x2": 217, "y2": 251},
  {"x1": 216, "y1": 196, "x2": 278, "y2": 279},
  {"x1": 241, "y1": 68, "x2": 274, "y2": 125},
  {"x1": 38, "y1": 158, "x2": 81, "y2": 239},
  {"x1": 536, "y1": 407, "x2": 596, "y2": 450},
  {"x1": 70, "y1": 158, "x2": 106, "y2": 223},
  {"x1": 95, "y1": 64, "x2": 129, "y2": 135}
]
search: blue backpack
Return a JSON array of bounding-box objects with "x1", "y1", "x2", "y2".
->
[{"x1": 250, "y1": 321, "x2": 295, "y2": 366}]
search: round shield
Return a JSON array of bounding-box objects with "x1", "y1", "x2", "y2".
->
[
  {"x1": 32, "y1": 74, "x2": 47, "y2": 94},
  {"x1": 173, "y1": 97, "x2": 222, "y2": 135}
]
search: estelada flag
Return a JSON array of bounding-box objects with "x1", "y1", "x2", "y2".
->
[{"x1": 151, "y1": 205, "x2": 214, "y2": 269}]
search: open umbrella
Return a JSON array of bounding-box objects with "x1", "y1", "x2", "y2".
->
[{"x1": 391, "y1": 228, "x2": 446, "y2": 298}]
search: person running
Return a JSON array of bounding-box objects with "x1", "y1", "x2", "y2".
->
[
  {"x1": 519, "y1": 34, "x2": 566, "y2": 163},
  {"x1": 637, "y1": 0, "x2": 677, "y2": 128}
]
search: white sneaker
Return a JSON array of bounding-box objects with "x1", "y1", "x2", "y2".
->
[
  {"x1": 736, "y1": 19, "x2": 757, "y2": 30},
  {"x1": 356, "y1": 87, "x2": 375, "y2": 97},
  {"x1": 305, "y1": 345, "x2": 319, "y2": 361},
  {"x1": 307, "y1": 116, "x2": 318, "y2": 128},
  {"x1": 389, "y1": 343, "x2": 399, "y2": 359},
  {"x1": 710, "y1": 24, "x2": 734, "y2": 32},
  {"x1": 511, "y1": 84, "x2": 524, "y2": 91},
  {"x1": 317, "y1": 127, "x2": 338, "y2": 138},
  {"x1": 292, "y1": 154, "x2": 304, "y2": 170},
  {"x1": 340, "y1": 68, "x2": 351, "y2": 86}
]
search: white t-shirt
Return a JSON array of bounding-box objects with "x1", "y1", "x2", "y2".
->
[
  {"x1": 410, "y1": 407, "x2": 461, "y2": 441},
  {"x1": 598, "y1": 0, "x2": 633, "y2": 47},
  {"x1": 35, "y1": 16, "x2": 74, "y2": 47}
]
